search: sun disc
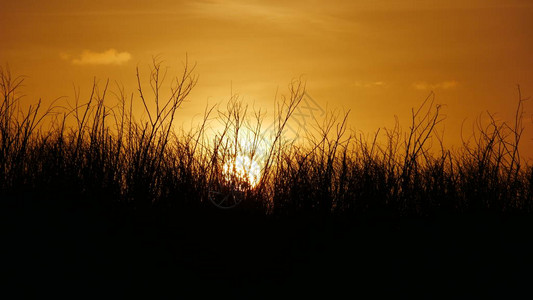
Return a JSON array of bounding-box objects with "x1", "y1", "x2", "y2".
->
[{"x1": 222, "y1": 155, "x2": 261, "y2": 188}]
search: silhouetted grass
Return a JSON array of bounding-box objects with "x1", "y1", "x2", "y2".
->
[
  {"x1": 1, "y1": 61, "x2": 532, "y2": 217},
  {"x1": 3, "y1": 61, "x2": 533, "y2": 297}
]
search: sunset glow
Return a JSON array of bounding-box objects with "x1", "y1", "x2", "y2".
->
[
  {"x1": 1, "y1": 1, "x2": 532, "y2": 161},
  {"x1": 223, "y1": 154, "x2": 261, "y2": 188},
  {"x1": 3, "y1": 1, "x2": 533, "y2": 294}
]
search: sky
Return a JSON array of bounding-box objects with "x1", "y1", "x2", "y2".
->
[{"x1": 1, "y1": 0, "x2": 533, "y2": 159}]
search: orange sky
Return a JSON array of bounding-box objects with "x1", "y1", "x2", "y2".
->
[{"x1": 1, "y1": 0, "x2": 533, "y2": 159}]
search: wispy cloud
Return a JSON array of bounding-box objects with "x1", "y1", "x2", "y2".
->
[
  {"x1": 68, "y1": 49, "x2": 132, "y2": 65},
  {"x1": 353, "y1": 81, "x2": 385, "y2": 88},
  {"x1": 191, "y1": 0, "x2": 290, "y2": 20},
  {"x1": 413, "y1": 80, "x2": 458, "y2": 90}
]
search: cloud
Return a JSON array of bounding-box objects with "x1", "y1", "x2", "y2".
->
[
  {"x1": 354, "y1": 81, "x2": 385, "y2": 88},
  {"x1": 70, "y1": 49, "x2": 132, "y2": 65},
  {"x1": 413, "y1": 80, "x2": 458, "y2": 90}
]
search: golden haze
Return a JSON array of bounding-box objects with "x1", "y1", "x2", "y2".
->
[{"x1": 1, "y1": 0, "x2": 532, "y2": 159}]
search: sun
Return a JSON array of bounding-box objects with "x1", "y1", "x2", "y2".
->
[{"x1": 222, "y1": 154, "x2": 261, "y2": 188}]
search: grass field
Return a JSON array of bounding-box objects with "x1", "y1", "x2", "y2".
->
[{"x1": 2, "y1": 62, "x2": 533, "y2": 297}]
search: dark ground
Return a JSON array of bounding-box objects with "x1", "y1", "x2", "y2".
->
[{"x1": 3, "y1": 193, "x2": 533, "y2": 298}]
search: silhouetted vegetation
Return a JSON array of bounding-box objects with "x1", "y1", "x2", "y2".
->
[
  {"x1": 2, "y1": 61, "x2": 533, "y2": 297},
  {"x1": 1, "y1": 61, "x2": 531, "y2": 216}
]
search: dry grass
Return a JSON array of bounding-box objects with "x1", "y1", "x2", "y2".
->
[{"x1": 1, "y1": 61, "x2": 531, "y2": 217}]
